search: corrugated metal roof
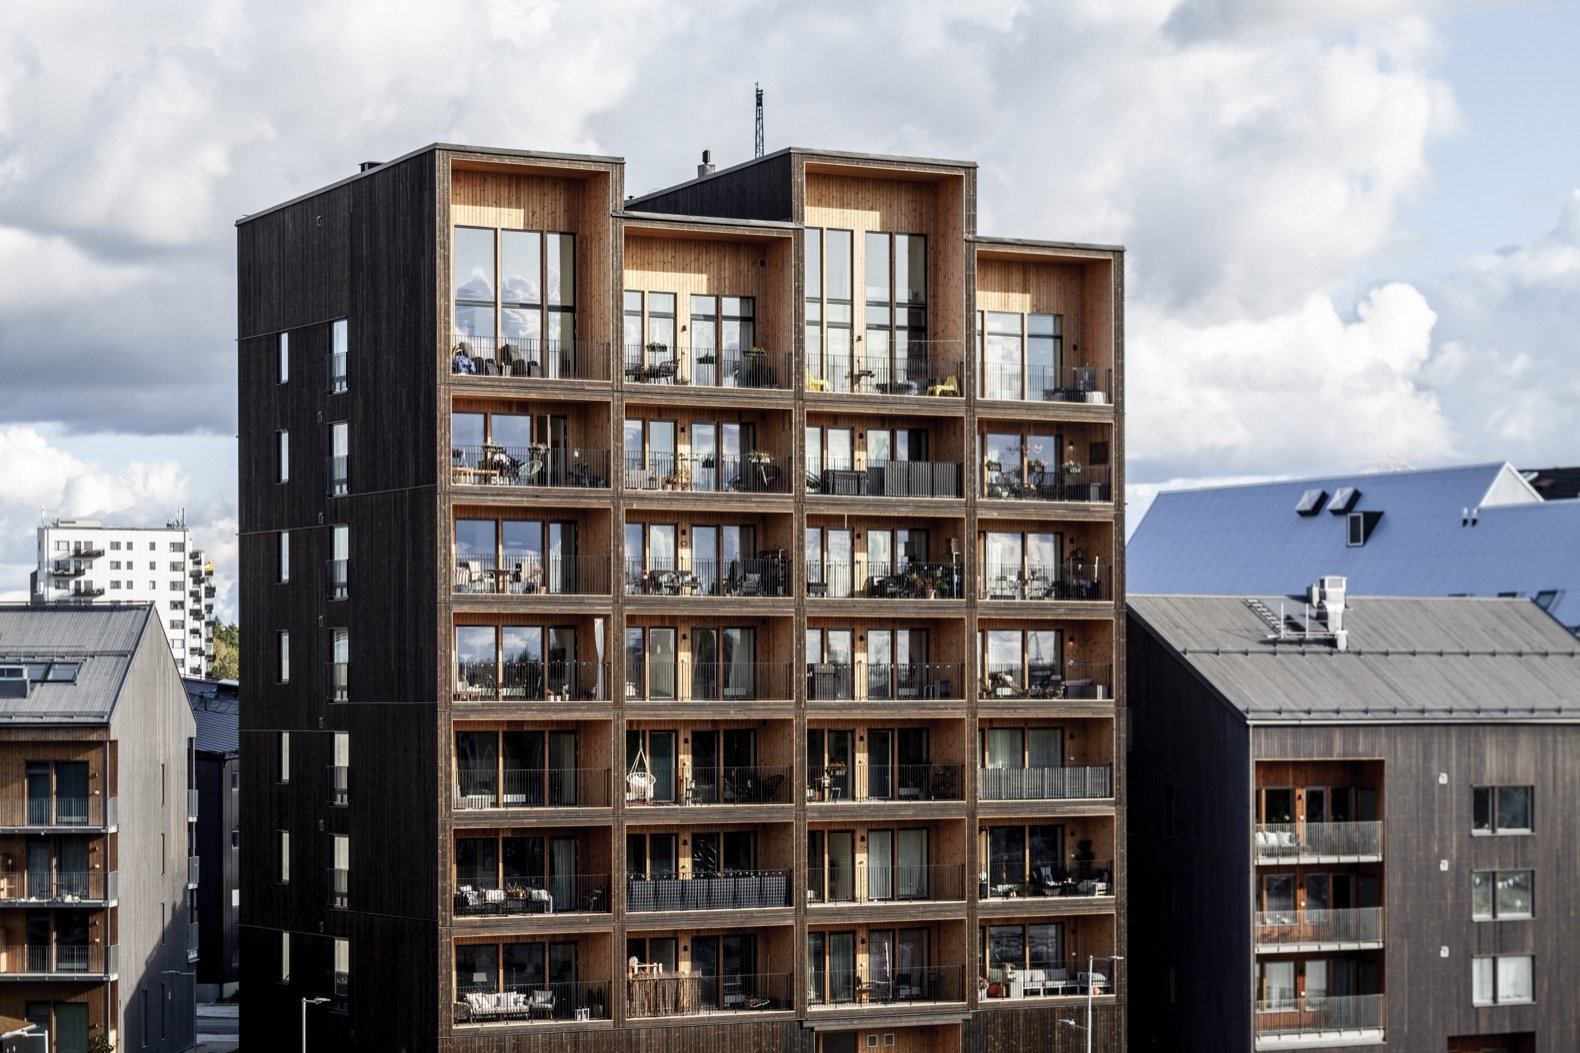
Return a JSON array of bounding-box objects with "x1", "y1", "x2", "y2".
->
[
  {"x1": 0, "y1": 603, "x2": 156, "y2": 723},
  {"x1": 1127, "y1": 462, "x2": 1580, "y2": 629},
  {"x1": 183, "y1": 677, "x2": 239, "y2": 757},
  {"x1": 1130, "y1": 594, "x2": 1580, "y2": 723}
]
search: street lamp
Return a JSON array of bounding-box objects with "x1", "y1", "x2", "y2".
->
[
  {"x1": 301, "y1": 996, "x2": 329, "y2": 1053},
  {"x1": 1059, "y1": 954, "x2": 1123, "y2": 1053}
]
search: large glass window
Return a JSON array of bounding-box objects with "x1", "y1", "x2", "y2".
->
[
  {"x1": 980, "y1": 310, "x2": 1062, "y2": 400},
  {"x1": 1472, "y1": 870, "x2": 1533, "y2": 920},
  {"x1": 1472, "y1": 785, "x2": 1533, "y2": 833},
  {"x1": 804, "y1": 229, "x2": 853, "y2": 389},
  {"x1": 1472, "y1": 954, "x2": 1533, "y2": 1005},
  {"x1": 452, "y1": 226, "x2": 574, "y2": 375}
]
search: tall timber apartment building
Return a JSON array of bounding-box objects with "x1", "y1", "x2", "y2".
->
[{"x1": 237, "y1": 144, "x2": 1125, "y2": 1053}]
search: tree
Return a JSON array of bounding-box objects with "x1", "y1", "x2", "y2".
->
[{"x1": 212, "y1": 622, "x2": 240, "y2": 680}]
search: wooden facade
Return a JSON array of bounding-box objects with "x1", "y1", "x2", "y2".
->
[{"x1": 238, "y1": 144, "x2": 1124, "y2": 1052}]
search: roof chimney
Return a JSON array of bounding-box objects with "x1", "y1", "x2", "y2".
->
[
  {"x1": 359, "y1": 161, "x2": 383, "y2": 173},
  {"x1": 697, "y1": 150, "x2": 716, "y2": 179},
  {"x1": 1308, "y1": 576, "x2": 1348, "y2": 649}
]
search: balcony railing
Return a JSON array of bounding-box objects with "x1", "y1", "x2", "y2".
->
[
  {"x1": 187, "y1": 787, "x2": 200, "y2": 821},
  {"x1": 454, "y1": 659, "x2": 609, "y2": 702},
  {"x1": 981, "y1": 958, "x2": 1111, "y2": 999},
  {"x1": 325, "y1": 558, "x2": 348, "y2": 601},
  {"x1": 812, "y1": 964, "x2": 965, "y2": 1007},
  {"x1": 807, "y1": 763, "x2": 964, "y2": 803},
  {"x1": 624, "y1": 453, "x2": 790, "y2": 495},
  {"x1": 807, "y1": 561, "x2": 965, "y2": 600},
  {"x1": 1254, "y1": 907, "x2": 1384, "y2": 948},
  {"x1": 1254, "y1": 993, "x2": 1385, "y2": 1039},
  {"x1": 980, "y1": 561, "x2": 1110, "y2": 602},
  {"x1": 454, "y1": 874, "x2": 611, "y2": 916},
  {"x1": 623, "y1": 344, "x2": 786, "y2": 390},
  {"x1": 452, "y1": 338, "x2": 612, "y2": 382},
  {"x1": 807, "y1": 462, "x2": 964, "y2": 499},
  {"x1": 625, "y1": 555, "x2": 791, "y2": 598},
  {"x1": 457, "y1": 979, "x2": 612, "y2": 1025},
  {"x1": 808, "y1": 863, "x2": 966, "y2": 905},
  {"x1": 979, "y1": 365, "x2": 1113, "y2": 404},
  {"x1": 628, "y1": 765, "x2": 793, "y2": 807},
  {"x1": 811, "y1": 348, "x2": 963, "y2": 397},
  {"x1": 983, "y1": 464, "x2": 1113, "y2": 504},
  {"x1": 626, "y1": 870, "x2": 791, "y2": 912},
  {"x1": 327, "y1": 867, "x2": 348, "y2": 908},
  {"x1": 805, "y1": 662, "x2": 965, "y2": 702},
  {"x1": 980, "y1": 861, "x2": 1112, "y2": 899},
  {"x1": 0, "y1": 870, "x2": 118, "y2": 904},
  {"x1": 455, "y1": 555, "x2": 611, "y2": 596},
  {"x1": 453, "y1": 767, "x2": 611, "y2": 810},
  {"x1": 50, "y1": 562, "x2": 86, "y2": 578},
  {"x1": 626, "y1": 660, "x2": 796, "y2": 703},
  {"x1": 980, "y1": 662, "x2": 1112, "y2": 701},
  {"x1": 978, "y1": 765, "x2": 1113, "y2": 801},
  {"x1": 0, "y1": 943, "x2": 117, "y2": 976},
  {"x1": 1254, "y1": 821, "x2": 1384, "y2": 862},
  {"x1": 453, "y1": 445, "x2": 611, "y2": 489},
  {"x1": 328, "y1": 765, "x2": 349, "y2": 806},
  {"x1": 627, "y1": 970, "x2": 792, "y2": 1017},
  {"x1": 328, "y1": 661, "x2": 349, "y2": 703},
  {"x1": 326, "y1": 456, "x2": 348, "y2": 497},
  {"x1": 0, "y1": 795, "x2": 116, "y2": 829}
]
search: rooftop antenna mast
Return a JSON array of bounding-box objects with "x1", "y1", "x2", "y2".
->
[{"x1": 754, "y1": 82, "x2": 765, "y2": 158}]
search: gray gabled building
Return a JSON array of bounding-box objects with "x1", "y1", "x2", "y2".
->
[
  {"x1": 0, "y1": 603, "x2": 197, "y2": 1053},
  {"x1": 1127, "y1": 585, "x2": 1580, "y2": 1053}
]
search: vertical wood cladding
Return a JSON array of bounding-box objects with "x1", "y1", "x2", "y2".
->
[{"x1": 626, "y1": 153, "x2": 795, "y2": 222}]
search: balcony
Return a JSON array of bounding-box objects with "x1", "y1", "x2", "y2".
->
[
  {"x1": 982, "y1": 464, "x2": 1114, "y2": 504},
  {"x1": 982, "y1": 959, "x2": 1115, "y2": 1001},
  {"x1": 625, "y1": 453, "x2": 790, "y2": 495},
  {"x1": 326, "y1": 455, "x2": 349, "y2": 497},
  {"x1": 1254, "y1": 822, "x2": 1383, "y2": 863},
  {"x1": 807, "y1": 763, "x2": 964, "y2": 804},
  {"x1": 456, "y1": 979, "x2": 612, "y2": 1025},
  {"x1": 626, "y1": 660, "x2": 797, "y2": 704},
  {"x1": 980, "y1": 561, "x2": 1111, "y2": 602},
  {"x1": 979, "y1": 861, "x2": 1111, "y2": 899},
  {"x1": 806, "y1": 462, "x2": 963, "y2": 500},
  {"x1": 0, "y1": 795, "x2": 116, "y2": 831},
  {"x1": 811, "y1": 347, "x2": 963, "y2": 397},
  {"x1": 70, "y1": 586, "x2": 105, "y2": 599},
  {"x1": 50, "y1": 562, "x2": 86, "y2": 578},
  {"x1": 978, "y1": 765, "x2": 1113, "y2": 801},
  {"x1": 625, "y1": 555, "x2": 791, "y2": 598},
  {"x1": 187, "y1": 787, "x2": 200, "y2": 821},
  {"x1": 808, "y1": 863, "x2": 966, "y2": 906},
  {"x1": 327, "y1": 867, "x2": 348, "y2": 909},
  {"x1": 806, "y1": 561, "x2": 964, "y2": 601},
  {"x1": 0, "y1": 870, "x2": 118, "y2": 905},
  {"x1": 625, "y1": 870, "x2": 791, "y2": 912},
  {"x1": 328, "y1": 661, "x2": 348, "y2": 703},
  {"x1": 452, "y1": 337, "x2": 612, "y2": 382},
  {"x1": 452, "y1": 445, "x2": 611, "y2": 489},
  {"x1": 325, "y1": 558, "x2": 348, "y2": 600},
  {"x1": 0, "y1": 943, "x2": 118, "y2": 978},
  {"x1": 454, "y1": 659, "x2": 609, "y2": 702},
  {"x1": 810, "y1": 964, "x2": 966, "y2": 1008},
  {"x1": 1254, "y1": 993, "x2": 1384, "y2": 1046},
  {"x1": 455, "y1": 555, "x2": 610, "y2": 596},
  {"x1": 627, "y1": 971, "x2": 793, "y2": 1018},
  {"x1": 1254, "y1": 907, "x2": 1384, "y2": 952},
  {"x1": 627, "y1": 765, "x2": 793, "y2": 807},
  {"x1": 455, "y1": 874, "x2": 612, "y2": 917},
  {"x1": 453, "y1": 767, "x2": 611, "y2": 811},
  {"x1": 622, "y1": 344, "x2": 787, "y2": 390},
  {"x1": 328, "y1": 764, "x2": 349, "y2": 806},
  {"x1": 805, "y1": 663, "x2": 966, "y2": 703},
  {"x1": 980, "y1": 365, "x2": 1113, "y2": 405},
  {"x1": 980, "y1": 662, "x2": 1112, "y2": 702}
]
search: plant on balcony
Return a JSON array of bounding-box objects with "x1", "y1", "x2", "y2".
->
[
  {"x1": 664, "y1": 463, "x2": 692, "y2": 489},
  {"x1": 1026, "y1": 458, "x2": 1046, "y2": 473},
  {"x1": 645, "y1": 340, "x2": 668, "y2": 355},
  {"x1": 504, "y1": 882, "x2": 529, "y2": 899},
  {"x1": 984, "y1": 459, "x2": 1003, "y2": 473},
  {"x1": 748, "y1": 449, "x2": 772, "y2": 464},
  {"x1": 825, "y1": 761, "x2": 848, "y2": 777},
  {"x1": 1061, "y1": 459, "x2": 1083, "y2": 474}
]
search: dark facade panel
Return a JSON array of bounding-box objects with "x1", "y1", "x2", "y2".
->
[{"x1": 627, "y1": 153, "x2": 795, "y2": 222}]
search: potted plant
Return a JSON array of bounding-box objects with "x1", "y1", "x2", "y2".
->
[
  {"x1": 984, "y1": 459, "x2": 1003, "y2": 473},
  {"x1": 1025, "y1": 458, "x2": 1046, "y2": 474},
  {"x1": 1061, "y1": 459, "x2": 1083, "y2": 475},
  {"x1": 645, "y1": 340, "x2": 668, "y2": 357}
]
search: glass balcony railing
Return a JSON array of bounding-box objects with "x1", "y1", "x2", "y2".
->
[
  {"x1": 811, "y1": 964, "x2": 965, "y2": 1007},
  {"x1": 627, "y1": 765, "x2": 793, "y2": 807},
  {"x1": 807, "y1": 763, "x2": 964, "y2": 803},
  {"x1": 627, "y1": 971, "x2": 792, "y2": 1018},
  {"x1": 806, "y1": 561, "x2": 965, "y2": 600}
]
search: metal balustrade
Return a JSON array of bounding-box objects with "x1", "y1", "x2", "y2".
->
[
  {"x1": 625, "y1": 870, "x2": 791, "y2": 911},
  {"x1": 812, "y1": 964, "x2": 965, "y2": 1007},
  {"x1": 624, "y1": 453, "x2": 790, "y2": 494},
  {"x1": 1254, "y1": 993, "x2": 1385, "y2": 1038},
  {"x1": 805, "y1": 662, "x2": 965, "y2": 702},
  {"x1": 454, "y1": 554, "x2": 611, "y2": 596},
  {"x1": 451, "y1": 338, "x2": 611, "y2": 382},
  {"x1": 453, "y1": 659, "x2": 608, "y2": 702},
  {"x1": 452, "y1": 445, "x2": 611, "y2": 489},
  {"x1": 1253, "y1": 821, "x2": 1384, "y2": 861},
  {"x1": 807, "y1": 763, "x2": 964, "y2": 803},
  {"x1": 982, "y1": 464, "x2": 1113, "y2": 503},
  {"x1": 806, "y1": 462, "x2": 964, "y2": 499},
  {"x1": 980, "y1": 561, "x2": 1110, "y2": 601},
  {"x1": 0, "y1": 869, "x2": 118, "y2": 903},
  {"x1": 454, "y1": 873, "x2": 610, "y2": 916},
  {"x1": 1254, "y1": 907, "x2": 1384, "y2": 948},
  {"x1": 980, "y1": 662, "x2": 1112, "y2": 701},
  {"x1": 807, "y1": 863, "x2": 965, "y2": 905},
  {"x1": 625, "y1": 555, "x2": 791, "y2": 598},
  {"x1": 622, "y1": 344, "x2": 786, "y2": 389},
  {"x1": 453, "y1": 767, "x2": 611, "y2": 810},
  {"x1": 979, "y1": 365, "x2": 1113, "y2": 404},
  {"x1": 456, "y1": 979, "x2": 612, "y2": 1024},
  {"x1": 979, "y1": 861, "x2": 1112, "y2": 899},
  {"x1": 810, "y1": 349, "x2": 964, "y2": 397},
  {"x1": 625, "y1": 660, "x2": 795, "y2": 703},
  {"x1": 628, "y1": 765, "x2": 793, "y2": 807},
  {"x1": 977, "y1": 765, "x2": 1113, "y2": 800}
]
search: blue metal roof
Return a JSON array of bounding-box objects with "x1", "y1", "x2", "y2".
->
[{"x1": 1128, "y1": 463, "x2": 1580, "y2": 630}]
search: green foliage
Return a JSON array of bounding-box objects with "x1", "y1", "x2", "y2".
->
[
  {"x1": 88, "y1": 1035, "x2": 115, "y2": 1053},
  {"x1": 212, "y1": 621, "x2": 240, "y2": 680}
]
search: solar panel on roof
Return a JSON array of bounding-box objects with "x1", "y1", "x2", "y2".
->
[{"x1": 1295, "y1": 489, "x2": 1327, "y2": 515}]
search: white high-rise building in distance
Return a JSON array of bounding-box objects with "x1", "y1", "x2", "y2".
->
[{"x1": 31, "y1": 516, "x2": 217, "y2": 677}]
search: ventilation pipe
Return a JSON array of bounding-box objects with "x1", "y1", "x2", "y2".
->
[
  {"x1": 1308, "y1": 576, "x2": 1349, "y2": 651},
  {"x1": 697, "y1": 150, "x2": 716, "y2": 178}
]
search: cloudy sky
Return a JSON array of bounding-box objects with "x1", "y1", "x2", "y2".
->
[{"x1": 2, "y1": 0, "x2": 1578, "y2": 621}]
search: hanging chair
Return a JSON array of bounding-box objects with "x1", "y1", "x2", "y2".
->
[{"x1": 626, "y1": 744, "x2": 656, "y2": 803}]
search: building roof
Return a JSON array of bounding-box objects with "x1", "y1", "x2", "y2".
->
[
  {"x1": 1129, "y1": 593, "x2": 1580, "y2": 724},
  {"x1": 1127, "y1": 462, "x2": 1580, "y2": 629},
  {"x1": 183, "y1": 677, "x2": 239, "y2": 757},
  {"x1": 1523, "y1": 465, "x2": 1580, "y2": 501},
  {"x1": 0, "y1": 603, "x2": 158, "y2": 723}
]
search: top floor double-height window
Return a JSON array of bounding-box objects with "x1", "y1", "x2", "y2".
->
[
  {"x1": 981, "y1": 311, "x2": 1063, "y2": 401},
  {"x1": 1473, "y1": 785, "x2": 1532, "y2": 834},
  {"x1": 804, "y1": 228, "x2": 853, "y2": 390},
  {"x1": 863, "y1": 232, "x2": 927, "y2": 389},
  {"x1": 453, "y1": 226, "x2": 576, "y2": 377}
]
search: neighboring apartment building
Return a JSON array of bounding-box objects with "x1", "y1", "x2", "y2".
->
[
  {"x1": 237, "y1": 143, "x2": 1125, "y2": 1053},
  {"x1": 184, "y1": 677, "x2": 240, "y2": 1000},
  {"x1": 1127, "y1": 583, "x2": 1580, "y2": 1053},
  {"x1": 31, "y1": 519, "x2": 219, "y2": 676},
  {"x1": 1126, "y1": 463, "x2": 1580, "y2": 632},
  {"x1": 0, "y1": 603, "x2": 197, "y2": 1053}
]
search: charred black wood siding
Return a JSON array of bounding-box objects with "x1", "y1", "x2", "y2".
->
[{"x1": 627, "y1": 153, "x2": 794, "y2": 221}]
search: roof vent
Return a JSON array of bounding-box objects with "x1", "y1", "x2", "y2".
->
[
  {"x1": 697, "y1": 150, "x2": 716, "y2": 178},
  {"x1": 1305, "y1": 577, "x2": 1349, "y2": 651},
  {"x1": 1348, "y1": 510, "x2": 1383, "y2": 547},
  {"x1": 358, "y1": 161, "x2": 383, "y2": 173},
  {"x1": 1295, "y1": 489, "x2": 1328, "y2": 516},
  {"x1": 1328, "y1": 486, "x2": 1361, "y2": 514}
]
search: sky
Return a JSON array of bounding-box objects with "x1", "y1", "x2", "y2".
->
[{"x1": 2, "y1": 0, "x2": 1579, "y2": 622}]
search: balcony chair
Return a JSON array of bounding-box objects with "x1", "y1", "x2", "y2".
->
[
  {"x1": 499, "y1": 343, "x2": 524, "y2": 376},
  {"x1": 924, "y1": 374, "x2": 960, "y2": 397},
  {"x1": 527, "y1": 989, "x2": 556, "y2": 1019},
  {"x1": 805, "y1": 369, "x2": 831, "y2": 393}
]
